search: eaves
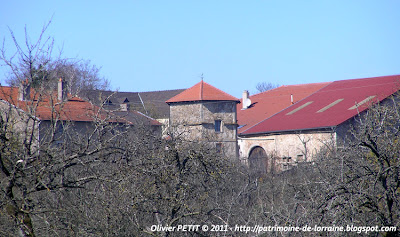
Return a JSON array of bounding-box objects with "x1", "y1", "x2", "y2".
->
[{"x1": 238, "y1": 126, "x2": 337, "y2": 137}]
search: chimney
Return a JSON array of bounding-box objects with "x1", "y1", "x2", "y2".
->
[
  {"x1": 19, "y1": 79, "x2": 31, "y2": 101},
  {"x1": 58, "y1": 78, "x2": 66, "y2": 101},
  {"x1": 242, "y1": 90, "x2": 252, "y2": 110}
]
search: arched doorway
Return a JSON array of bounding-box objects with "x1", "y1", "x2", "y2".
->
[{"x1": 248, "y1": 146, "x2": 267, "y2": 174}]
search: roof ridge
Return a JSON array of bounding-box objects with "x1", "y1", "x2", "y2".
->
[
  {"x1": 250, "y1": 82, "x2": 332, "y2": 98},
  {"x1": 135, "y1": 88, "x2": 186, "y2": 93},
  {"x1": 241, "y1": 75, "x2": 400, "y2": 135},
  {"x1": 240, "y1": 82, "x2": 332, "y2": 134},
  {"x1": 200, "y1": 80, "x2": 204, "y2": 100},
  {"x1": 332, "y1": 74, "x2": 400, "y2": 83},
  {"x1": 84, "y1": 88, "x2": 186, "y2": 94}
]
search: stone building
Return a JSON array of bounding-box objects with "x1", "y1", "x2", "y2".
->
[
  {"x1": 238, "y1": 75, "x2": 400, "y2": 173},
  {"x1": 166, "y1": 80, "x2": 240, "y2": 158},
  {"x1": 235, "y1": 82, "x2": 329, "y2": 172},
  {"x1": 0, "y1": 79, "x2": 161, "y2": 150},
  {"x1": 79, "y1": 88, "x2": 184, "y2": 134},
  {"x1": 236, "y1": 82, "x2": 329, "y2": 134}
]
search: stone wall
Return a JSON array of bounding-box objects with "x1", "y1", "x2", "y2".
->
[
  {"x1": 0, "y1": 100, "x2": 40, "y2": 152},
  {"x1": 169, "y1": 101, "x2": 238, "y2": 158},
  {"x1": 238, "y1": 131, "x2": 335, "y2": 172}
]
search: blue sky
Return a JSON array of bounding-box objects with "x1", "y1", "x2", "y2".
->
[{"x1": 1, "y1": 1, "x2": 400, "y2": 97}]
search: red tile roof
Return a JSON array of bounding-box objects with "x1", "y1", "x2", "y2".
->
[
  {"x1": 237, "y1": 82, "x2": 330, "y2": 133},
  {"x1": 242, "y1": 75, "x2": 400, "y2": 135},
  {"x1": 166, "y1": 80, "x2": 239, "y2": 103},
  {"x1": 36, "y1": 97, "x2": 111, "y2": 122},
  {"x1": 0, "y1": 87, "x2": 122, "y2": 122}
]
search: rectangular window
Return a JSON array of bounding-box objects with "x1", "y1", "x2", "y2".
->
[
  {"x1": 216, "y1": 143, "x2": 222, "y2": 153},
  {"x1": 297, "y1": 154, "x2": 304, "y2": 162},
  {"x1": 214, "y1": 120, "x2": 222, "y2": 132},
  {"x1": 54, "y1": 123, "x2": 64, "y2": 146},
  {"x1": 282, "y1": 156, "x2": 291, "y2": 162},
  {"x1": 282, "y1": 156, "x2": 292, "y2": 171}
]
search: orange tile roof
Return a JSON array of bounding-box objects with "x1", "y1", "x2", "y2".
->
[
  {"x1": 166, "y1": 80, "x2": 239, "y2": 103},
  {"x1": 237, "y1": 82, "x2": 330, "y2": 133},
  {"x1": 37, "y1": 97, "x2": 111, "y2": 122},
  {"x1": 0, "y1": 86, "x2": 114, "y2": 122}
]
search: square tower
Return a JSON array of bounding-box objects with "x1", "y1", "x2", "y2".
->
[{"x1": 166, "y1": 81, "x2": 239, "y2": 158}]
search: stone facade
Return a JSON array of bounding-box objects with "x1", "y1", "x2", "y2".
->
[
  {"x1": 0, "y1": 100, "x2": 40, "y2": 152},
  {"x1": 169, "y1": 100, "x2": 238, "y2": 158},
  {"x1": 238, "y1": 131, "x2": 336, "y2": 172}
]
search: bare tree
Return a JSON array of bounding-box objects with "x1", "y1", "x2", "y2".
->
[
  {"x1": 2, "y1": 20, "x2": 398, "y2": 237},
  {"x1": 0, "y1": 21, "x2": 116, "y2": 236},
  {"x1": 47, "y1": 58, "x2": 110, "y2": 95},
  {"x1": 255, "y1": 82, "x2": 279, "y2": 93},
  {"x1": 296, "y1": 133, "x2": 311, "y2": 162},
  {"x1": 317, "y1": 97, "x2": 400, "y2": 235},
  {"x1": 1, "y1": 21, "x2": 110, "y2": 96}
]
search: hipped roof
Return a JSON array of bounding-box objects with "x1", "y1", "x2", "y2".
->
[{"x1": 166, "y1": 80, "x2": 239, "y2": 103}]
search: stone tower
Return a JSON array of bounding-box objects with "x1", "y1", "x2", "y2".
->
[{"x1": 166, "y1": 80, "x2": 239, "y2": 158}]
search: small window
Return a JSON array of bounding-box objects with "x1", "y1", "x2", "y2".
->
[
  {"x1": 54, "y1": 123, "x2": 64, "y2": 146},
  {"x1": 214, "y1": 120, "x2": 222, "y2": 132},
  {"x1": 297, "y1": 154, "x2": 304, "y2": 162},
  {"x1": 56, "y1": 123, "x2": 64, "y2": 134},
  {"x1": 282, "y1": 163, "x2": 288, "y2": 170},
  {"x1": 282, "y1": 156, "x2": 292, "y2": 171},
  {"x1": 282, "y1": 156, "x2": 291, "y2": 163},
  {"x1": 216, "y1": 143, "x2": 222, "y2": 153}
]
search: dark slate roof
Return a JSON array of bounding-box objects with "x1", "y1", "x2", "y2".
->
[
  {"x1": 79, "y1": 89, "x2": 185, "y2": 119},
  {"x1": 112, "y1": 111, "x2": 162, "y2": 126},
  {"x1": 242, "y1": 75, "x2": 400, "y2": 135},
  {"x1": 79, "y1": 90, "x2": 140, "y2": 107}
]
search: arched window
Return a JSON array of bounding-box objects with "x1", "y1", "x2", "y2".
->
[{"x1": 248, "y1": 146, "x2": 267, "y2": 174}]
